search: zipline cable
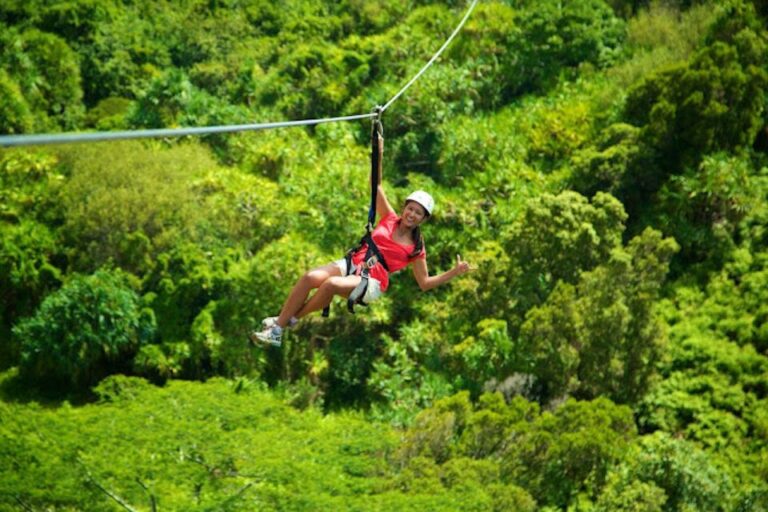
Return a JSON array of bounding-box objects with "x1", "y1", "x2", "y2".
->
[
  {"x1": 0, "y1": 0, "x2": 478, "y2": 148},
  {"x1": 0, "y1": 113, "x2": 377, "y2": 148},
  {"x1": 381, "y1": 0, "x2": 477, "y2": 113}
]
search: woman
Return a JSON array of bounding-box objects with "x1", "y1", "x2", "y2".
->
[{"x1": 250, "y1": 139, "x2": 471, "y2": 347}]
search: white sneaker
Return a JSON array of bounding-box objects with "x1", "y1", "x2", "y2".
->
[
  {"x1": 261, "y1": 316, "x2": 278, "y2": 329},
  {"x1": 249, "y1": 325, "x2": 282, "y2": 347},
  {"x1": 261, "y1": 316, "x2": 298, "y2": 329}
]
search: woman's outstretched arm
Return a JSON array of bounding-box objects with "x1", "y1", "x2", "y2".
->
[{"x1": 411, "y1": 255, "x2": 471, "y2": 292}]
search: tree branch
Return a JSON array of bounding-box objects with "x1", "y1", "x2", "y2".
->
[
  {"x1": 14, "y1": 495, "x2": 35, "y2": 512},
  {"x1": 78, "y1": 458, "x2": 139, "y2": 512},
  {"x1": 136, "y1": 478, "x2": 158, "y2": 512}
]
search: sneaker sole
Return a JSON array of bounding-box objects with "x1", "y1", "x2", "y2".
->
[{"x1": 248, "y1": 331, "x2": 281, "y2": 348}]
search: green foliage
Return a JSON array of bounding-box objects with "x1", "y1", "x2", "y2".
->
[
  {"x1": 518, "y1": 94, "x2": 595, "y2": 171},
  {"x1": 0, "y1": 68, "x2": 33, "y2": 134},
  {"x1": 0, "y1": 375, "x2": 548, "y2": 511},
  {"x1": 603, "y1": 1, "x2": 719, "y2": 106},
  {"x1": 635, "y1": 246, "x2": 768, "y2": 508},
  {"x1": 451, "y1": 318, "x2": 514, "y2": 396},
  {"x1": 396, "y1": 391, "x2": 637, "y2": 510},
  {"x1": 569, "y1": 122, "x2": 646, "y2": 196},
  {"x1": 132, "y1": 342, "x2": 188, "y2": 383},
  {"x1": 661, "y1": 247, "x2": 768, "y2": 351},
  {"x1": 127, "y1": 68, "x2": 196, "y2": 128},
  {"x1": 13, "y1": 269, "x2": 155, "y2": 391},
  {"x1": 37, "y1": 0, "x2": 117, "y2": 43},
  {"x1": 0, "y1": 148, "x2": 62, "y2": 223},
  {"x1": 626, "y1": 1, "x2": 717, "y2": 57},
  {"x1": 504, "y1": 0, "x2": 627, "y2": 97},
  {"x1": 499, "y1": 396, "x2": 637, "y2": 509},
  {"x1": 446, "y1": 2, "x2": 517, "y2": 110},
  {"x1": 506, "y1": 191, "x2": 628, "y2": 313},
  {"x1": 142, "y1": 244, "x2": 228, "y2": 349},
  {"x1": 257, "y1": 43, "x2": 371, "y2": 120},
  {"x1": 1, "y1": 3, "x2": 767, "y2": 510},
  {"x1": 276, "y1": 124, "x2": 375, "y2": 253},
  {"x1": 83, "y1": 96, "x2": 131, "y2": 130},
  {"x1": 127, "y1": 68, "x2": 254, "y2": 152},
  {"x1": 0, "y1": 149, "x2": 65, "y2": 364},
  {"x1": 368, "y1": 331, "x2": 453, "y2": 426},
  {"x1": 437, "y1": 108, "x2": 530, "y2": 190},
  {"x1": 594, "y1": 476, "x2": 668, "y2": 512},
  {"x1": 55, "y1": 140, "x2": 280, "y2": 274},
  {"x1": 624, "y1": 1, "x2": 768, "y2": 173},
  {"x1": 600, "y1": 432, "x2": 739, "y2": 511},
  {"x1": 0, "y1": 220, "x2": 61, "y2": 366},
  {"x1": 521, "y1": 228, "x2": 679, "y2": 403},
  {"x1": 0, "y1": 26, "x2": 84, "y2": 129},
  {"x1": 70, "y1": 2, "x2": 170, "y2": 104},
  {"x1": 654, "y1": 153, "x2": 762, "y2": 268}
]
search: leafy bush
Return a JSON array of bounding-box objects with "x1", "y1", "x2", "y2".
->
[
  {"x1": 0, "y1": 26, "x2": 84, "y2": 129},
  {"x1": 626, "y1": 0, "x2": 717, "y2": 57},
  {"x1": 83, "y1": 96, "x2": 131, "y2": 129},
  {"x1": 624, "y1": 1, "x2": 768, "y2": 174},
  {"x1": 500, "y1": 397, "x2": 637, "y2": 509},
  {"x1": 0, "y1": 220, "x2": 61, "y2": 367},
  {"x1": 505, "y1": 191, "x2": 628, "y2": 315},
  {"x1": 398, "y1": 391, "x2": 635, "y2": 510},
  {"x1": 654, "y1": 152, "x2": 760, "y2": 269},
  {"x1": 601, "y1": 432, "x2": 738, "y2": 511},
  {"x1": 0, "y1": 148, "x2": 63, "y2": 223},
  {"x1": 520, "y1": 227, "x2": 679, "y2": 403},
  {"x1": 256, "y1": 42, "x2": 372, "y2": 120},
  {"x1": 2, "y1": 376, "x2": 547, "y2": 511},
  {"x1": 569, "y1": 122, "x2": 646, "y2": 196},
  {"x1": 504, "y1": 0, "x2": 627, "y2": 97},
  {"x1": 13, "y1": 268, "x2": 155, "y2": 391},
  {"x1": 368, "y1": 331, "x2": 454, "y2": 426},
  {"x1": 0, "y1": 68, "x2": 33, "y2": 134},
  {"x1": 54, "y1": 140, "x2": 274, "y2": 274}
]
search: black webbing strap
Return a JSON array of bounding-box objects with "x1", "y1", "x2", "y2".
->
[
  {"x1": 359, "y1": 232, "x2": 390, "y2": 272},
  {"x1": 368, "y1": 107, "x2": 383, "y2": 232},
  {"x1": 322, "y1": 108, "x2": 384, "y2": 318}
]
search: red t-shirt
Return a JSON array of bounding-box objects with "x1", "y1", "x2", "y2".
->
[{"x1": 351, "y1": 211, "x2": 426, "y2": 291}]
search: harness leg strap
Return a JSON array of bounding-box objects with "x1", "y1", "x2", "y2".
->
[
  {"x1": 347, "y1": 275, "x2": 369, "y2": 314},
  {"x1": 322, "y1": 252, "x2": 356, "y2": 317}
]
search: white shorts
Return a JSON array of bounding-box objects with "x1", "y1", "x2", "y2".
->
[
  {"x1": 333, "y1": 258, "x2": 383, "y2": 304},
  {"x1": 333, "y1": 257, "x2": 356, "y2": 277}
]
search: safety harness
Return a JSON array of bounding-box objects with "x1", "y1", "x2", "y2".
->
[{"x1": 323, "y1": 107, "x2": 389, "y2": 316}]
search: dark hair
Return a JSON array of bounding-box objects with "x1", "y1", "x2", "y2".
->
[
  {"x1": 403, "y1": 199, "x2": 428, "y2": 259},
  {"x1": 409, "y1": 225, "x2": 425, "y2": 259}
]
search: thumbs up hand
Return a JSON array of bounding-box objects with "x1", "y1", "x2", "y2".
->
[{"x1": 454, "y1": 254, "x2": 472, "y2": 276}]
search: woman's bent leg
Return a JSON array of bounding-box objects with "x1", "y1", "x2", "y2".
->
[
  {"x1": 295, "y1": 275, "x2": 361, "y2": 319},
  {"x1": 276, "y1": 263, "x2": 341, "y2": 327}
]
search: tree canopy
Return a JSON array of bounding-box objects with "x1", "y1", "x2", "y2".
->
[{"x1": 1, "y1": 0, "x2": 768, "y2": 509}]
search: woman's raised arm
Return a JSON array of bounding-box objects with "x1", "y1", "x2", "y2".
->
[{"x1": 374, "y1": 136, "x2": 394, "y2": 218}]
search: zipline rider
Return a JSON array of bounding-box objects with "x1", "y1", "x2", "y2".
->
[{"x1": 250, "y1": 121, "x2": 473, "y2": 347}]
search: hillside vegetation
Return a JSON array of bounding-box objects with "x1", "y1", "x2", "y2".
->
[{"x1": 1, "y1": 0, "x2": 768, "y2": 510}]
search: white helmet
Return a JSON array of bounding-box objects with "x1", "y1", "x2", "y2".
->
[{"x1": 405, "y1": 190, "x2": 434, "y2": 216}]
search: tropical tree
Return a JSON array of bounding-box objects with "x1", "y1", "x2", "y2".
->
[{"x1": 13, "y1": 268, "x2": 155, "y2": 391}]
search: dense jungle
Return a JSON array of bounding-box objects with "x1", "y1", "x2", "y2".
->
[{"x1": 1, "y1": 0, "x2": 768, "y2": 510}]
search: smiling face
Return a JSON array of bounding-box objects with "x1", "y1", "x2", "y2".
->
[{"x1": 400, "y1": 200, "x2": 428, "y2": 229}]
